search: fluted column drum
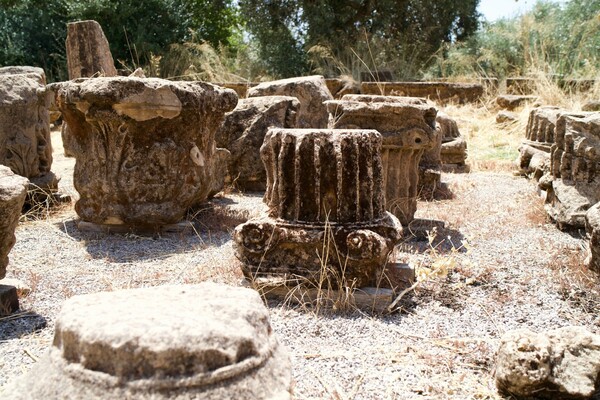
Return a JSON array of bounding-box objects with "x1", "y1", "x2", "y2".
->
[
  {"x1": 325, "y1": 97, "x2": 437, "y2": 225},
  {"x1": 234, "y1": 128, "x2": 402, "y2": 287}
]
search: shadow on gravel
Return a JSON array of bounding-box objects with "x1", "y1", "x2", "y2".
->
[
  {"x1": 400, "y1": 225, "x2": 467, "y2": 254},
  {"x1": 0, "y1": 311, "x2": 47, "y2": 341},
  {"x1": 54, "y1": 216, "x2": 231, "y2": 263}
]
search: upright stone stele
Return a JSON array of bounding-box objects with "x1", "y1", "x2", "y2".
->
[
  {"x1": 247, "y1": 75, "x2": 333, "y2": 128},
  {"x1": 52, "y1": 77, "x2": 237, "y2": 229},
  {"x1": 216, "y1": 96, "x2": 299, "y2": 191},
  {"x1": 63, "y1": 20, "x2": 118, "y2": 157},
  {"x1": 234, "y1": 128, "x2": 402, "y2": 287},
  {"x1": 0, "y1": 166, "x2": 28, "y2": 280},
  {"x1": 66, "y1": 20, "x2": 118, "y2": 79},
  {"x1": 325, "y1": 95, "x2": 438, "y2": 225},
  {"x1": 6, "y1": 283, "x2": 292, "y2": 399},
  {"x1": 0, "y1": 66, "x2": 58, "y2": 192}
]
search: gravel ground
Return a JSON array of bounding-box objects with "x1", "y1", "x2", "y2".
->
[{"x1": 1, "y1": 131, "x2": 599, "y2": 399}]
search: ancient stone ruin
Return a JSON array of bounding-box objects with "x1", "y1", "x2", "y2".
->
[
  {"x1": 545, "y1": 113, "x2": 600, "y2": 228},
  {"x1": 52, "y1": 77, "x2": 237, "y2": 229},
  {"x1": 216, "y1": 96, "x2": 299, "y2": 191},
  {"x1": 437, "y1": 111, "x2": 468, "y2": 167},
  {"x1": 6, "y1": 283, "x2": 292, "y2": 399},
  {"x1": 63, "y1": 20, "x2": 118, "y2": 157},
  {"x1": 496, "y1": 94, "x2": 539, "y2": 111},
  {"x1": 65, "y1": 20, "x2": 117, "y2": 79},
  {"x1": 212, "y1": 82, "x2": 258, "y2": 99},
  {"x1": 585, "y1": 203, "x2": 600, "y2": 273},
  {"x1": 247, "y1": 75, "x2": 333, "y2": 128},
  {"x1": 324, "y1": 78, "x2": 360, "y2": 99},
  {"x1": 234, "y1": 128, "x2": 402, "y2": 287},
  {"x1": 325, "y1": 95, "x2": 438, "y2": 225},
  {"x1": 496, "y1": 326, "x2": 600, "y2": 399},
  {"x1": 360, "y1": 81, "x2": 484, "y2": 104},
  {"x1": 0, "y1": 166, "x2": 28, "y2": 280},
  {"x1": 0, "y1": 166, "x2": 28, "y2": 315},
  {"x1": 0, "y1": 66, "x2": 58, "y2": 192},
  {"x1": 519, "y1": 108, "x2": 594, "y2": 181},
  {"x1": 519, "y1": 107, "x2": 561, "y2": 179}
]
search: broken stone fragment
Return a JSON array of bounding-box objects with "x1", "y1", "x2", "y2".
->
[
  {"x1": 496, "y1": 94, "x2": 539, "y2": 111},
  {"x1": 0, "y1": 67, "x2": 58, "y2": 192},
  {"x1": 216, "y1": 96, "x2": 300, "y2": 190},
  {"x1": 545, "y1": 113, "x2": 600, "y2": 229},
  {"x1": 585, "y1": 203, "x2": 600, "y2": 273},
  {"x1": 437, "y1": 112, "x2": 468, "y2": 167},
  {"x1": 6, "y1": 283, "x2": 292, "y2": 399},
  {"x1": 0, "y1": 166, "x2": 28, "y2": 280},
  {"x1": 51, "y1": 77, "x2": 237, "y2": 228},
  {"x1": 65, "y1": 20, "x2": 117, "y2": 79},
  {"x1": 247, "y1": 75, "x2": 333, "y2": 128},
  {"x1": 496, "y1": 326, "x2": 600, "y2": 399}
]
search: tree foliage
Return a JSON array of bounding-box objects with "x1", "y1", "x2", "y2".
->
[
  {"x1": 0, "y1": 0, "x2": 239, "y2": 81},
  {"x1": 239, "y1": 0, "x2": 480, "y2": 79},
  {"x1": 432, "y1": 0, "x2": 600, "y2": 78}
]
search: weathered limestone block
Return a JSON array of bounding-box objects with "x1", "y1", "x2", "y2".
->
[
  {"x1": 437, "y1": 112, "x2": 468, "y2": 166},
  {"x1": 234, "y1": 129, "x2": 402, "y2": 287},
  {"x1": 0, "y1": 66, "x2": 46, "y2": 84},
  {"x1": 52, "y1": 77, "x2": 237, "y2": 228},
  {"x1": 496, "y1": 326, "x2": 600, "y2": 399},
  {"x1": 7, "y1": 283, "x2": 292, "y2": 399},
  {"x1": 66, "y1": 20, "x2": 117, "y2": 79},
  {"x1": 360, "y1": 81, "x2": 484, "y2": 104},
  {"x1": 496, "y1": 94, "x2": 539, "y2": 110},
  {"x1": 0, "y1": 166, "x2": 28, "y2": 280},
  {"x1": 585, "y1": 203, "x2": 600, "y2": 273},
  {"x1": 0, "y1": 67, "x2": 58, "y2": 191},
  {"x1": 496, "y1": 110, "x2": 518, "y2": 124},
  {"x1": 518, "y1": 107, "x2": 562, "y2": 178},
  {"x1": 247, "y1": 75, "x2": 333, "y2": 128},
  {"x1": 546, "y1": 113, "x2": 600, "y2": 228},
  {"x1": 324, "y1": 78, "x2": 360, "y2": 99},
  {"x1": 325, "y1": 95, "x2": 437, "y2": 225},
  {"x1": 216, "y1": 96, "x2": 299, "y2": 191},
  {"x1": 212, "y1": 82, "x2": 258, "y2": 99}
]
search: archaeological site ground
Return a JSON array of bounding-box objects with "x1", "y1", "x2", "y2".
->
[{"x1": 1, "y1": 2, "x2": 600, "y2": 399}]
